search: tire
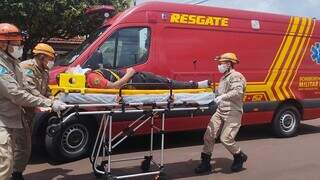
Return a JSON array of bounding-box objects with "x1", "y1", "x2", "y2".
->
[
  {"x1": 32, "y1": 112, "x2": 52, "y2": 149},
  {"x1": 272, "y1": 105, "x2": 301, "y2": 138},
  {"x1": 45, "y1": 115, "x2": 97, "y2": 162}
]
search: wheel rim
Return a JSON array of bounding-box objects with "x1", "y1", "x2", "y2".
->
[
  {"x1": 61, "y1": 124, "x2": 89, "y2": 155},
  {"x1": 279, "y1": 111, "x2": 296, "y2": 133}
]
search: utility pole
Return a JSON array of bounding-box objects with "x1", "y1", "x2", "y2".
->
[
  {"x1": 183, "y1": 0, "x2": 210, "y2": 5},
  {"x1": 194, "y1": 0, "x2": 210, "y2": 5},
  {"x1": 130, "y1": 0, "x2": 136, "y2": 7}
]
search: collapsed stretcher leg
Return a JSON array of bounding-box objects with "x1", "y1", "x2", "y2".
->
[
  {"x1": 150, "y1": 113, "x2": 155, "y2": 156},
  {"x1": 91, "y1": 111, "x2": 167, "y2": 178},
  {"x1": 160, "y1": 113, "x2": 165, "y2": 167},
  {"x1": 107, "y1": 174, "x2": 115, "y2": 180},
  {"x1": 93, "y1": 115, "x2": 110, "y2": 176},
  {"x1": 107, "y1": 115, "x2": 113, "y2": 175},
  {"x1": 58, "y1": 100, "x2": 210, "y2": 179},
  {"x1": 90, "y1": 114, "x2": 107, "y2": 164}
]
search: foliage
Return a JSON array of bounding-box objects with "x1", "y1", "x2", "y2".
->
[{"x1": 0, "y1": 0, "x2": 131, "y2": 58}]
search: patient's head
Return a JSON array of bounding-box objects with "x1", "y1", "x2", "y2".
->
[{"x1": 65, "y1": 66, "x2": 92, "y2": 75}]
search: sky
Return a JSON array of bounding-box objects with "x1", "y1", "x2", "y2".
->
[{"x1": 136, "y1": 0, "x2": 319, "y2": 18}]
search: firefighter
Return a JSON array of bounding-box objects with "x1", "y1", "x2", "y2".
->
[
  {"x1": 0, "y1": 23, "x2": 65, "y2": 180},
  {"x1": 195, "y1": 52, "x2": 247, "y2": 173},
  {"x1": 11, "y1": 43, "x2": 56, "y2": 180},
  {"x1": 20, "y1": 43, "x2": 55, "y2": 98}
]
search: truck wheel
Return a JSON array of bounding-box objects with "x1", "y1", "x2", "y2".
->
[
  {"x1": 45, "y1": 115, "x2": 97, "y2": 162},
  {"x1": 272, "y1": 105, "x2": 301, "y2": 138}
]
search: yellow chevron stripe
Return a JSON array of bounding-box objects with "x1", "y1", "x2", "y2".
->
[
  {"x1": 288, "y1": 19, "x2": 317, "y2": 97},
  {"x1": 277, "y1": 17, "x2": 307, "y2": 99},
  {"x1": 282, "y1": 18, "x2": 311, "y2": 98},
  {"x1": 246, "y1": 17, "x2": 298, "y2": 101},
  {"x1": 263, "y1": 17, "x2": 294, "y2": 83},
  {"x1": 272, "y1": 16, "x2": 300, "y2": 100},
  {"x1": 248, "y1": 17, "x2": 294, "y2": 84}
]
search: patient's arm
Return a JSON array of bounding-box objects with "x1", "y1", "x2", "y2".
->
[{"x1": 106, "y1": 68, "x2": 136, "y2": 89}]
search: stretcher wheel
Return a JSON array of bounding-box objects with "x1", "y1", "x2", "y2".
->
[
  {"x1": 107, "y1": 174, "x2": 115, "y2": 180},
  {"x1": 93, "y1": 164, "x2": 105, "y2": 178},
  {"x1": 154, "y1": 172, "x2": 167, "y2": 180},
  {"x1": 140, "y1": 156, "x2": 152, "y2": 172}
]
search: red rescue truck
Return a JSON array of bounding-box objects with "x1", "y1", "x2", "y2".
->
[{"x1": 34, "y1": 2, "x2": 320, "y2": 161}]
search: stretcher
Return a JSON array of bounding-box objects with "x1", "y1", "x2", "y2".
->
[{"x1": 49, "y1": 78, "x2": 216, "y2": 180}]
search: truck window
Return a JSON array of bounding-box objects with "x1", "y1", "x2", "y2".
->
[
  {"x1": 84, "y1": 27, "x2": 150, "y2": 69},
  {"x1": 99, "y1": 33, "x2": 116, "y2": 68},
  {"x1": 57, "y1": 27, "x2": 107, "y2": 66}
]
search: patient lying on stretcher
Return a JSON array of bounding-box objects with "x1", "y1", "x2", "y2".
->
[{"x1": 67, "y1": 67, "x2": 211, "y2": 89}]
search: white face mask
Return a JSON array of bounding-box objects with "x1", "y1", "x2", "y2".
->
[
  {"x1": 9, "y1": 45, "x2": 23, "y2": 59},
  {"x1": 218, "y1": 64, "x2": 228, "y2": 73},
  {"x1": 47, "y1": 61, "x2": 54, "y2": 69}
]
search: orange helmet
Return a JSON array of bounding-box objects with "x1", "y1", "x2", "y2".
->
[
  {"x1": 214, "y1": 52, "x2": 239, "y2": 64},
  {"x1": 0, "y1": 23, "x2": 23, "y2": 41}
]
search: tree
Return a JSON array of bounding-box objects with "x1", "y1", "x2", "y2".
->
[{"x1": 0, "y1": 0, "x2": 131, "y2": 59}]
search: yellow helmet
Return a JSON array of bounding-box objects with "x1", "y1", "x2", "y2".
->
[
  {"x1": 33, "y1": 43, "x2": 55, "y2": 58},
  {"x1": 215, "y1": 52, "x2": 239, "y2": 64}
]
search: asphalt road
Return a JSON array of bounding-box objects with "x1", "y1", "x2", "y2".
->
[{"x1": 25, "y1": 118, "x2": 320, "y2": 180}]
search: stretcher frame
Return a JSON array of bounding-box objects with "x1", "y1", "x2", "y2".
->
[{"x1": 53, "y1": 83, "x2": 214, "y2": 180}]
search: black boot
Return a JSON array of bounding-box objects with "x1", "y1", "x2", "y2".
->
[
  {"x1": 11, "y1": 171, "x2": 24, "y2": 180},
  {"x1": 231, "y1": 151, "x2": 248, "y2": 172},
  {"x1": 194, "y1": 153, "x2": 212, "y2": 174}
]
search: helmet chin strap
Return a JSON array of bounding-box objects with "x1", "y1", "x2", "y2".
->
[
  {"x1": 4, "y1": 41, "x2": 10, "y2": 54},
  {"x1": 5, "y1": 41, "x2": 15, "y2": 59},
  {"x1": 36, "y1": 55, "x2": 47, "y2": 70},
  {"x1": 224, "y1": 68, "x2": 230, "y2": 74},
  {"x1": 224, "y1": 63, "x2": 232, "y2": 74},
  {"x1": 35, "y1": 54, "x2": 45, "y2": 69}
]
